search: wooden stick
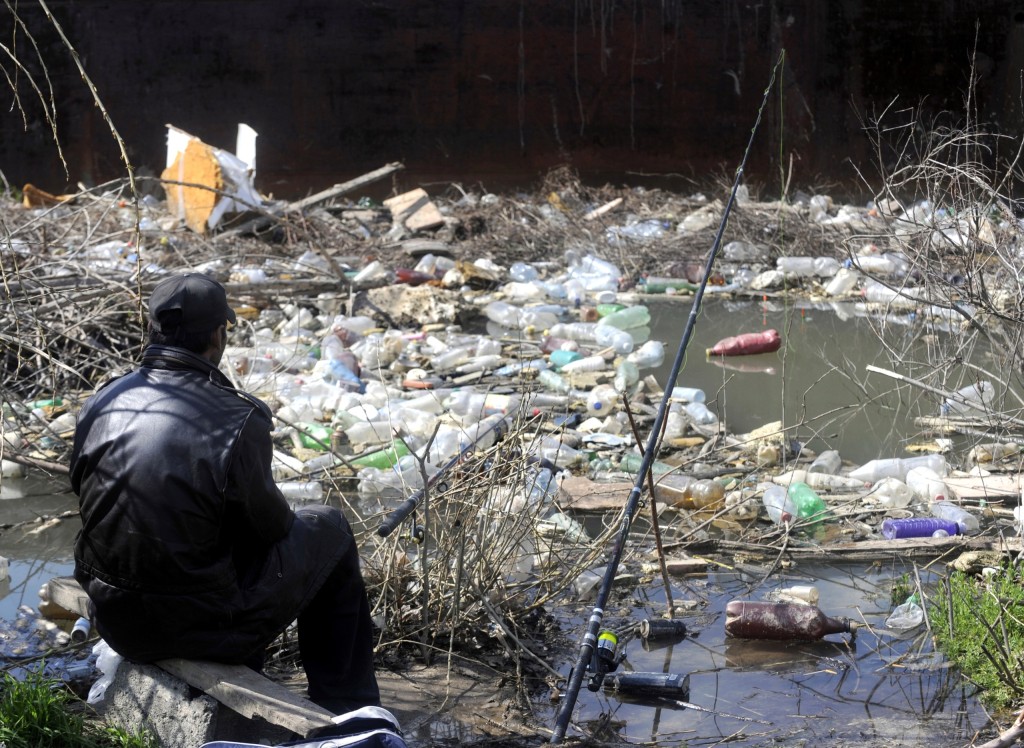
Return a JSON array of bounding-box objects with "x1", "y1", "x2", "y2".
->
[{"x1": 866, "y1": 365, "x2": 1024, "y2": 429}]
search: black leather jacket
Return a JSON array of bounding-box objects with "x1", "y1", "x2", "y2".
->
[{"x1": 70, "y1": 345, "x2": 347, "y2": 662}]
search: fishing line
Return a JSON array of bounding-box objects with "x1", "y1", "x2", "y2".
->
[{"x1": 550, "y1": 48, "x2": 788, "y2": 744}]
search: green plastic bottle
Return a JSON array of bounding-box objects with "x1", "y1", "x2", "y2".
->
[
  {"x1": 786, "y1": 481, "x2": 830, "y2": 526},
  {"x1": 350, "y1": 439, "x2": 411, "y2": 469},
  {"x1": 619, "y1": 453, "x2": 674, "y2": 476},
  {"x1": 296, "y1": 422, "x2": 333, "y2": 451}
]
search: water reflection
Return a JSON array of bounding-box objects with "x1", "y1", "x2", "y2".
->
[
  {"x1": 553, "y1": 562, "x2": 987, "y2": 746},
  {"x1": 647, "y1": 297, "x2": 977, "y2": 465}
]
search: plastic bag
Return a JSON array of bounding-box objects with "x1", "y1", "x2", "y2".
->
[{"x1": 87, "y1": 639, "x2": 124, "y2": 705}]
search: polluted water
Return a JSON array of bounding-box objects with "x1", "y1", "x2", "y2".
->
[{"x1": 545, "y1": 562, "x2": 988, "y2": 746}]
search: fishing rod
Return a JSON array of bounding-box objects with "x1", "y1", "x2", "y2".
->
[
  {"x1": 377, "y1": 412, "x2": 515, "y2": 538},
  {"x1": 549, "y1": 50, "x2": 787, "y2": 744}
]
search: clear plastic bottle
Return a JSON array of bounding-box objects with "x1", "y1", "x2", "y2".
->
[
  {"x1": 848, "y1": 454, "x2": 947, "y2": 483},
  {"x1": 613, "y1": 360, "x2": 640, "y2": 394},
  {"x1": 685, "y1": 401, "x2": 718, "y2": 425},
  {"x1": 509, "y1": 261, "x2": 539, "y2": 282},
  {"x1": 593, "y1": 324, "x2": 635, "y2": 354},
  {"x1": 277, "y1": 481, "x2": 325, "y2": 502},
  {"x1": 762, "y1": 484, "x2": 797, "y2": 526},
  {"x1": 930, "y1": 500, "x2": 980, "y2": 534},
  {"x1": 671, "y1": 386, "x2": 706, "y2": 403},
  {"x1": 561, "y1": 355, "x2": 608, "y2": 374},
  {"x1": 586, "y1": 384, "x2": 619, "y2": 415},
  {"x1": 905, "y1": 466, "x2": 950, "y2": 503},
  {"x1": 808, "y1": 449, "x2": 842, "y2": 475},
  {"x1": 768, "y1": 585, "x2": 820, "y2": 606},
  {"x1": 869, "y1": 477, "x2": 915, "y2": 509},
  {"x1": 538, "y1": 368, "x2": 572, "y2": 394},
  {"x1": 824, "y1": 267, "x2": 860, "y2": 296},
  {"x1": 548, "y1": 321, "x2": 598, "y2": 343},
  {"x1": 627, "y1": 340, "x2": 665, "y2": 369},
  {"x1": 941, "y1": 381, "x2": 994, "y2": 416}
]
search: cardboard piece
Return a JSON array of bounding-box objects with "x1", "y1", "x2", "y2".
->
[
  {"x1": 161, "y1": 124, "x2": 262, "y2": 234},
  {"x1": 383, "y1": 188, "x2": 445, "y2": 232}
]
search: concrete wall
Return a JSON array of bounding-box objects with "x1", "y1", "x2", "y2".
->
[{"x1": 1, "y1": 1, "x2": 1020, "y2": 200}]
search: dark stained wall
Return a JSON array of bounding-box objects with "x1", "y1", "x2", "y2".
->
[{"x1": 1, "y1": 1, "x2": 1020, "y2": 200}]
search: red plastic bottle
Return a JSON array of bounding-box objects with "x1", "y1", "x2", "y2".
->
[
  {"x1": 706, "y1": 329, "x2": 782, "y2": 357},
  {"x1": 724, "y1": 600, "x2": 857, "y2": 641}
]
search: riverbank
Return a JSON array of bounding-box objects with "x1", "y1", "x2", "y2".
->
[{"x1": 2, "y1": 170, "x2": 1023, "y2": 746}]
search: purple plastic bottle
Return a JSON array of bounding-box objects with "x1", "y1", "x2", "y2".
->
[{"x1": 881, "y1": 517, "x2": 959, "y2": 539}]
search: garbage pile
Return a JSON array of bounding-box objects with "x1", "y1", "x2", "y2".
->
[{"x1": 3, "y1": 169, "x2": 1024, "y2": 663}]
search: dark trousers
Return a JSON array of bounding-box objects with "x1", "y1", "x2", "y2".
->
[{"x1": 298, "y1": 530, "x2": 381, "y2": 713}]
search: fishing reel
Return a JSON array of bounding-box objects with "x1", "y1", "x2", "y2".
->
[{"x1": 586, "y1": 629, "x2": 628, "y2": 692}]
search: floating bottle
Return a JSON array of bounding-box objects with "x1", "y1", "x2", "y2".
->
[
  {"x1": 606, "y1": 672, "x2": 690, "y2": 700},
  {"x1": 613, "y1": 360, "x2": 640, "y2": 394},
  {"x1": 641, "y1": 276, "x2": 699, "y2": 294},
  {"x1": 593, "y1": 324, "x2": 635, "y2": 354},
  {"x1": 808, "y1": 449, "x2": 842, "y2": 475},
  {"x1": 706, "y1": 329, "x2": 781, "y2": 357},
  {"x1": 561, "y1": 355, "x2": 608, "y2": 374},
  {"x1": 787, "y1": 482, "x2": 829, "y2": 525},
  {"x1": 598, "y1": 305, "x2": 650, "y2": 330},
  {"x1": 772, "y1": 469, "x2": 867, "y2": 491},
  {"x1": 349, "y1": 439, "x2": 412, "y2": 469},
  {"x1": 767, "y1": 585, "x2": 820, "y2": 606},
  {"x1": 940, "y1": 381, "x2": 994, "y2": 416},
  {"x1": 674, "y1": 478, "x2": 725, "y2": 510},
  {"x1": 549, "y1": 349, "x2": 583, "y2": 369},
  {"x1": 670, "y1": 386, "x2": 706, "y2": 403},
  {"x1": 880, "y1": 517, "x2": 959, "y2": 539},
  {"x1": 725, "y1": 600, "x2": 857, "y2": 640},
  {"x1": 538, "y1": 369, "x2": 572, "y2": 394},
  {"x1": 585, "y1": 384, "x2": 619, "y2": 415}
]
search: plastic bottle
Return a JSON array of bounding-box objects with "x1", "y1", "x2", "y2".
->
[
  {"x1": 885, "y1": 594, "x2": 925, "y2": 630},
  {"x1": 784, "y1": 482, "x2": 829, "y2": 527},
  {"x1": 706, "y1": 329, "x2": 781, "y2": 357},
  {"x1": 627, "y1": 340, "x2": 665, "y2": 369},
  {"x1": 561, "y1": 355, "x2": 608, "y2": 374},
  {"x1": 762, "y1": 484, "x2": 797, "y2": 526},
  {"x1": 772, "y1": 469, "x2": 868, "y2": 491},
  {"x1": 768, "y1": 585, "x2": 820, "y2": 606},
  {"x1": 869, "y1": 477, "x2": 915, "y2": 509},
  {"x1": 586, "y1": 384, "x2": 619, "y2": 416},
  {"x1": 930, "y1": 500, "x2": 980, "y2": 534},
  {"x1": 509, "y1": 261, "x2": 539, "y2": 282},
  {"x1": 776, "y1": 256, "x2": 816, "y2": 276},
  {"x1": 880, "y1": 517, "x2": 959, "y2": 539},
  {"x1": 848, "y1": 454, "x2": 947, "y2": 483},
  {"x1": 725, "y1": 600, "x2": 857, "y2": 640},
  {"x1": 277, "y1": 481, "x2": 325, "y2": 502},
  {"x1": 808, "y1": 449, "x2": 842, "y2": 475},
  {"x1": 684, "y1": 401, "x2": 718, "y2": 425},
  {"x1": 673, "y1": 478, "x2": 725, "y2": 510},
  {"x1": 619, "y1": 453, "x2": 674, "y2": 476},
  {"x1": 824, "y1": 267, "x2": 860, "y2": 296},
  {"x1": 538, "y1": 369, "x2": 572, "y2": 394},
  {"x1": 613, "y1": 360, "x2": 640, "y2": 394},
  {"x1": 905, "y1": 466, "x2": 950, "y2": 503},
  {"x1": 941, "y1": 381, "x2": 994, "y2": 416},
  {"x1": 606, "y1": 672, "x2": 690, "y2": 699},
  {"x1": 670, "y1": 386, "x2": 706, "y2": 403},
  {"x1": 549, "y1": 349, "x2": 583, "y2": 369},
  {"x1": 548, "y1": 321, "x2": 598, "y2": 343},
  {"x1": 722, "y1": 240, "x2": 764, "y2": 262},
  {"x1": 641, "y1": 277, "x2": 698, "y2": 294},
  {"x1": 350, "y1": 440, "x2": 412, "y2": 469},
  {"x1": 593, "y1": 324, "x2": 635, "y2": 354}
]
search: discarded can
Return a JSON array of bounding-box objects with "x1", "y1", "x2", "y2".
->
[
  {"x1": 638, "y1": 618, "x2": 688, "y2": 651},
  {"x1": 607, "y1": 672, "x2": 690, "y2": 700}
]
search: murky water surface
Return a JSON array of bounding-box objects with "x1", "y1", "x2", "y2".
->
[
  {"x1": 0, "y1": 298, "x2": 994, "y2": 744},
  {"x1": 545, "y1": 562, "x2": 984, "y2": 747}
]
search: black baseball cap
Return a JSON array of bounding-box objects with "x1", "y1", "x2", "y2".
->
[{"x1": 148, "y1": 273, "x2": 236, "y2": 334}]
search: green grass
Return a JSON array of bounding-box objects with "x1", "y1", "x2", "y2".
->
[
  {"x1": 928, "y1": 565, "x2": 1024, "y2": 711},
  {"x1": 0, "y1": 668, "x2": 155, "y2": 748}
]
